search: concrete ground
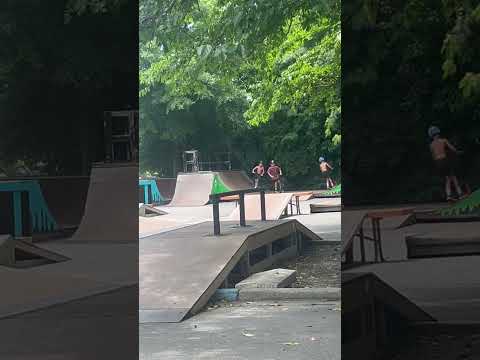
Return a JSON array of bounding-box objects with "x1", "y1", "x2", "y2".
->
[
  {"x1": 0, "y1": 286, "x2": 138, "y2": 359},
  {"x1": 140, "y1": 202, "x2": 237, "y2": 237},
  {"x1": 140, "y1": 300, "x2": 340, "y2": 360},
  {"x1": 0, "y1": 241, "x2": 137, "y2": 319},
  {"x1": 139, "y1": 197, "x2": 341, "y2": 239},
  {"x1": 291, "y1": 198, "x2": 341, "y2": 240},
  {"x1": 139, "y1": 195, "x2": 341, "y2": 359}
]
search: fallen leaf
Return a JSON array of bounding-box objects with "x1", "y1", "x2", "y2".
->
[{"x1": 242, "y1": 332, "x2": 255, "y2": 337}]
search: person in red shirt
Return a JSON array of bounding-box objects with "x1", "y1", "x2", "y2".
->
[
  {"x1": 251, "y1": 161, "x2": 265, "y2": 188},
  {"x1": 267, "y1": 160, "x2": 283, "y2": 192}
]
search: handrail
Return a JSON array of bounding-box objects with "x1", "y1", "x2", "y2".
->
[
  {"x1": 342, "y1": 207, "x2": 415, "y2": 264},
  {"x1": 210, "y1": 189, "x2": 266, "y2": 235}
]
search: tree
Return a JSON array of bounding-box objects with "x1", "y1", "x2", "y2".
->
[
  {"x1": 139, "y1": 0, "x2": 341, "y2": 182},
  {"x1": 0, "y1": 0, "x2": 137, "y2": 175}
]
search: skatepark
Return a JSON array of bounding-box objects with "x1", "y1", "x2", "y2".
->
[
  {"x1": 0, "y1": 162, "x2": 138, "y2": 318},
  {"x1": 0, "y1": 111, "x2": 140, "y2": 328},
  {"x1": 138, "y1": 150, "x2": 341, "y2": 358},
  {"x1": 341, "y1": 194, "x2": 480, "y2": 358},
  {"x1": 139, "y1": 165, "x2": 341, "y2": 317}
]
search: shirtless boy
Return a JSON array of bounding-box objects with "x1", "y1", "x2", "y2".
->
[
  {"x1": 251, "y1": 161, "x2": 265, "y2": 189},
  {"x1": 319, "y1": 157, "x2": 335, "y2": 189},
  {"x1": 428, "y1": 126, "x2": 464, "y2": 201}
]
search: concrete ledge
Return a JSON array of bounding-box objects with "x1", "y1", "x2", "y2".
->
[
  {"x1": 406, "y1": 235, "x2": 480, "y2": 258},
  {"x1": 238, "y1": 287, "x2": 340, "y2": 301},
  {"x1": 235, "y1": 269, "x2": 296, "y2": 290},
  {"x1": 310, "y1": 204, "x2": 342, "y2": 213}
]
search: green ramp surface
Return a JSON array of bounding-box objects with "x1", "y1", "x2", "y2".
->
[
  {"x1": 211, "y1": 174, "x2": 231, "y2": 195},
  {"x1": 437, "y1": 189, "x2": 480, "y2": 216}
]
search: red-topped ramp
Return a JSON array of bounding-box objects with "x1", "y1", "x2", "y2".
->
[
  {"x1": 168, "y1": 171, "x2": 254, "y2": 207},
  {"x1": 69, "y1": 163, "x2": 138, "y2": 241},
  {"x1": 229, "y1": 193, "x2": 293, "y2": 220},
  {"x1": 217, "y1": 170, "x2": 252, "y2": 190}
]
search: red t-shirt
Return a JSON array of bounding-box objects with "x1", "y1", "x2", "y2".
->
[{"x1": 268, "y1": 165, "x2": 281, "y2": 179}]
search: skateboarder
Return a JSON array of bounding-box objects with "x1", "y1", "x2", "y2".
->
[
  {"x1": 428, "y1": 126, "x2": 465, "y2": 201},
  {"x1": 319, "y1": 157, "x2": 335, "y2": 189},
  {"x1": 251, "y1": 161, "x2": 265, "y2": 188},
  {"x1": 267, "y1": 160, "x2": 283, "y2": 192}
]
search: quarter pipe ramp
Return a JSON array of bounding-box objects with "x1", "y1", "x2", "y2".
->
[
  {"x1": 168, "y1": 171, "x2": 253, "y2": 207},
  {"x1": 69, "y1": 163, "x2": 138, "y2": 241},
  {"x1": 216, "y1": 171, "x2": 252, "y2": 190}
]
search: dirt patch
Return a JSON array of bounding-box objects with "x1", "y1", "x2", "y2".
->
[{"x1": 272, "y1": 242, "x2": 340, "y2": 288}]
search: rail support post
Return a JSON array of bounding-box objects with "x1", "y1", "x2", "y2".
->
[
  {"x1": 260, "y1": 190, "x2": 266, "y2": 221},
  {"x1": 239, "y1": 193, "x2": 246, "y2": 226},
  {"x1": 213, "y1": 199, "x2": 221, "y2": 235}
]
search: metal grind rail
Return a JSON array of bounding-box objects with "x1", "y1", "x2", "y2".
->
[
  {"x1": 342, "y1": 208, "x2": 415, "y2": 265},
  {"x1": 210, "y1": 189, "x2": 266, "y2": 235}
]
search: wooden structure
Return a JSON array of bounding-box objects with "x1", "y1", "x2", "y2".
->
[
  {"x1": 182, "y1": 150, "x2": 199, "y2": 173},
  {"x1": 104, "y1": 110, "x2": 138, "y2": 162}
]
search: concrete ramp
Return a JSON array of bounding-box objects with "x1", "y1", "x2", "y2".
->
[
  {"x1": 168, "y1": 171, "x2": 254, "y2": 207},
  {"x1": 229, "y1": 193, "x2": 293, "y2": 221},
  {"x1": 168, "y1": 172, "x2": 214, "y2": 207},
  {"x1": 216, "y1": 171, "x2": 252, "y2": 190},
  {"x1": 69, "y1": 163, "x2": 138, "y2": 242},
  {"x1": 310, "y1": 198, "x2": 342, "y2": 213},
  {"x1": 139, "y1": 219, "x2": 320, "y2": 323},
  {"x1": 15, "y1": 239, "x2": 70, "y2": 263},
  {"x1": 139, "y1": 204, "x2": 167, "y2": 217}
]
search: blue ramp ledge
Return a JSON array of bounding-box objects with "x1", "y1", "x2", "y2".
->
[
  {"x1": 0, "y1": 180, "x2": 57, "y2": 236},
  {"x1": 139, "y1": 179, "x2": 164, "y2": 204}
]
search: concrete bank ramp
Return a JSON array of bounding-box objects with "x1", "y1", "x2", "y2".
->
[
  {"x1": 228, "y1": 193, "x2": 293, "y2": 221},
  {"x1": 69, "y1": 163, "x2": 138, "y2": 242},
  {"x1": 140, "y1": 219, "x2": 321, "y2": 323}
]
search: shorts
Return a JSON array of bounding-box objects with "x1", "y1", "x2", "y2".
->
[{"x1": 434, "y1": 158, "x2": 455, "y2": 177}]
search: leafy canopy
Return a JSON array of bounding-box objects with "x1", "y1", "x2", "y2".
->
[{"x1": 140, "y1": 0, "x2": 340, "y2": 142}]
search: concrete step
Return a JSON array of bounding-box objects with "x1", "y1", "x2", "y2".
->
[{"x1": 235, "y1": 268, "x2": 297, "y2": 290}]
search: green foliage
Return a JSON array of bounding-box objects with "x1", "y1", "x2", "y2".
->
[
  {"x1": 441, "y1": 1, "x2": 480, "y2": 103},
  {"x1": 343, "y1": 0, "x2": 480, "y2": 204},
  {"x1": 0, "y1": 0, "x2": 137, "y2": 174},
  {"x1": 64, "y1": 0, "x2": 127, "y2": 22},
  {"x1": 140, "y1": 0, "x2": 341, "y2": 183}
]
